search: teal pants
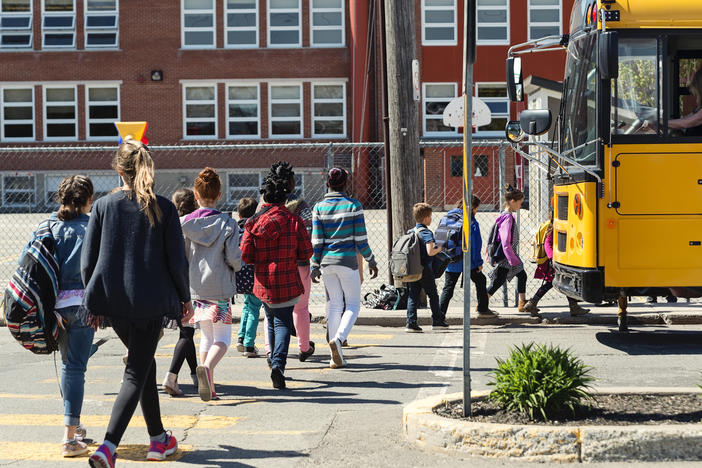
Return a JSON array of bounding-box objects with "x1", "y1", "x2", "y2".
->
[{"x1": 238, "y1": 294, "x2": 262, "y2": 348}]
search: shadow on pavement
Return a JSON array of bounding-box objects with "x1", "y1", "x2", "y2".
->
[
  {"x1": 595, "y1": 330, "x2": 702, "y2": 355},
  {"x1": 177, "y1": 444, "x2": 307, "y2": 467}
]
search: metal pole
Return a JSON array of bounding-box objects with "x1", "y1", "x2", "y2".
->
[
  {"x1": 499, "y1": 146, "x2": 508, "y2": 307},
  {"x1": 379, "y1": 0, "x2": 394, "y2": 285}
]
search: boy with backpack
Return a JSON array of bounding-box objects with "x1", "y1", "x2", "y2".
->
[{"x1": 235, "y1": 197, "x2": 262, "y2": 357}]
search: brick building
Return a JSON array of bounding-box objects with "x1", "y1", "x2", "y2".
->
[{"x1": 0, "y1": 0, "x2": 572, "y2": 211}]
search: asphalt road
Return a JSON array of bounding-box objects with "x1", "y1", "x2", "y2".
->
[{"x1": 1, "y1": 320, "x2": 702, "y2": 467}]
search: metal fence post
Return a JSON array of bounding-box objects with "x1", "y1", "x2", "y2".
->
[
  {"x1": 326, "y1": 143, "x2": 334, "y2": 170},
  {"x1": 498, "y1": 145, "x2": 508, "y2": 307}
]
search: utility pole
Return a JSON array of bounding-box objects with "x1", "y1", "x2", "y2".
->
[{"x1": 384, "y1": 0, "x2": 421, "y2": 239}]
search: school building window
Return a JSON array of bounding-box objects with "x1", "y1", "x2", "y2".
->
[
  {"x1": 182, "y1": 0, "x2": 215, "y2": 48},
  {"x1": 86, "y1": 85, "x2": 119, "y2": 140},
  {"x1": 269, "y1": 83, "x2": 302, "y2": 137},
  {"x1": 312, "y1": 83, "x2": 345, "y2": 138},
  {"x1": 450, "y1": 155, "x2": 462, "y2": 177},
  {"x1": 0, "y1": 0, "x2": 33, "y2": 49},
  {"x1": 183, "y1": 84, "x2": 217, "y2": 139},
  {"x1": 421, "y1": 0, "x2": 456, "y2": 45},
  {"x1": 474, "y1": 83, "x2": 509, "y2": 136},
  {"x1": 1, "y1": 87, "x2": 34, "y2": 141},
  {"x1": 310, "y1": 0, "x2": 344, "y2": 47},
  {"x1": 423, "y1": 83, "x2": 458, "y2": 136},
  {"x1": 474, "y1": 154, "x2": 489, "y2": 177},
  {"x1": 45, "y1": 173, "x2": 118, "y2": 205},
  {"x1": 528, "y1": 0, "x2": 561, "y2": 40},
  {"x1": 227, "y1": 84, "x2": 260, "y2": 138},
  {"x1": 44, "y1": 85, "x2": 77, "y2": 140},
  {"x1": 42, "y1": 0, "x2": 76, "y2": 49},
  {"x1": 227, "y1": 172, "x2": 261, "y2": 203},
  {"x1": 268, "y1": 0, "x2": 301, "y2": 48},
  {"x1": 2, "y1": 175, "x2": 35, "y2": 207},
  {"x1": 476, "y1": 0, "x2": 508, "y2": 45},
  {"x1": 225, "y1": 0, "x2": 258, "y2": 48},
  {"x1": 85, "y1": 0, "x2": 118, "y2": 48}
]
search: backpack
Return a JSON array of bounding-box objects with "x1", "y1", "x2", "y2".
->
[
  {"x1": 235, "y1": 219, "x2": 255, "y2": 295},
  {"x1": 485, "y1": 217, "x2": 514, "y2": 267},
  {"x1": 3, "y1": 220, "x2": 60, "y2": 354},
  {"x1": 531, "y1": 220, "x2": 552, "y2": 265},
  {"x1": 363, "y1": 284, "x2": 408, "y2": 310},
  {"x1": 389, "y1": 228, "x2": 424, "y2": 283},
  {"x1": 434, "y1": 212, "x2": 463, "y2": 264}
]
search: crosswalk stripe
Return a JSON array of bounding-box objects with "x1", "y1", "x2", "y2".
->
[
  {"x1": 0, "y1": 442, "x2": 192, "y2": 462},
  {"x1": 0, "y1": 414, "x2": 243, "y2": 429}
]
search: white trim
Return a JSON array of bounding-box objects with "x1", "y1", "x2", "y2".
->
[
  {"x1": 226, "y1": 82, "x2": 260, "y2": 139},
  {"x1": 267, "y1": 0, "x2": 301, "y2": 49},
  {"x1": 422, "y1": 82, "x2": 459, "y2": 137},
  {"x1": 41, "y1": 0, "x2": 76, "y2": 49},
  {"x1": 311, "y1": 81, "x2": 346, "y2": 138},
  {"x1": 0, "y1": 85, "x2": 35, "y2": 142},
  {"x1": 0, "y1": 80, "x2": 123, "y2": 86},
  {"x1": 180, "y1": 77, "x2": 348, "y2": 84},
  {"x1": 268, "y1": 82, "x2": 302, "y2": 138},
  {"x1": 224, "y1": 0, "x2": 258, "y2": 48},
  {"x1": 476, "y1": 0, "x2": 509, "y2": 46},
  {"x1": 0, "y1": 0, "x2": 33, "y2": 50},
  {"x1": 45, "y1": 172, "x2": 119, "y2": 205},
  {"x1": 474, "y1": 82, "x2": 509, "y2": 137},
  {"x1": 182, "y1": 82, "x2": 218, "y2": 140},
  {"x1": 2, "y1": 173, "x2": 36, "y2": 208},
  {"x1": 84, "y1": 0, "x2": 119, "y2": 49},
  {"x1": 528, "y1": 0, "x2": 561, "y2": 41},
  {"x1": 310, "y1": 0, "x2": 345, "y2": 48},
  {"x1": 85, "y1": 84, "x2": 120, "y2": 141},
  {"x1": 421, "y1": 0, "x2": 456, "y2": 46},
  {"x1": 42, "y1": 84, "x2": 78, "y2": 141},
  {"x1": 181, "y1": 0, "x2": 216, "y2": 49}
]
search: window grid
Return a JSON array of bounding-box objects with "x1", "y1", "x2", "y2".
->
[
  {"x1": 1, "y1": 86, "x2": 35, "y2": 142},
  {"x1": 86, "y1": 85, "x2": 120, "y2": 140},
  {"x1": 268, "y1": 0, "x2": 301, "y2": 48},
  {"x1": 474, "y1": 82, "x2": 509, "y2": 136},
  {"x1": 43, "y1": 85, "x2": 77, "y2": 140},
  {"x1": 182, "y1": 0, "x2": 215, "y2": 49},
  {"x1": 183, "y1": 84, "x2": 218, "y2": 139},
  {"x1": 311, "y1": 82, "x2": 346, "y2": 138},
  {"x1": 85, "y1": 0, "x2": 119, "y2": 48},
  {"x1": 528, "y1": 0, "x2": 561, "y2": 40},
  {"x1": 226, "y1": 83, "x2": 260, "y2": 139},
  {"x1": 268, "y1": 83, "x2": 302, "y2": 138},
  {"x1": 476, "y1": 0, "x2": 508, "y2": 45},
  {"x1": 227, "y1": 172, "x2": 261, "y2": 203},
  {"x1": 42, "y1": 0, "x2": 76, "y2": 49},
  {"x1": 421, "y1": 0, "x2": 456, "y2": 46},
  {"x1": 422, "y1": 83, "x2": 458, "y2": 136},
  {"x1": 310, "y1": 0, "x2": 344, "y2": 47},
  {"x1": 2, "y1": 174, "x2": 35, "y2": 208},
  {"x1": 45, "y1": 173, "x2": 118, "y2": 205},
  {"x1": 0, "y1": 0, "x2": 33, "y2": 49},
  {"x1": 225, "y1": 0, "x2": 258, "y2": 48}
]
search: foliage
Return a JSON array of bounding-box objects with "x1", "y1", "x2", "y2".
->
[
  {"x1": 617, "y1": 59, "x2": 656, "y2": 108},
  {"x1": 487, "y1": 343, "x2": 595, "y2": 421}
]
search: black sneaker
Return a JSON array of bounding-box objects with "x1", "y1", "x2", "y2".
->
[
  {"x1": 266, "y1": 354, "x2": 272, "y2": 369},
  {"x1": 271, "y1": 367, "x2": 286, "y2": 389},
  {"x1": 431, "y1": 321, "x2": 449, "y2": 330},
  {"x1": 236, "y1": 336, "x2": 245, "y2": 353},
  {"x1": 404, "y1": 323, "x2": 423, "y2": 333},
  {"x1": 299, "y1": 341, "x2": 315, "y2": 362},
  {"x1": 243, "y1": 346, "x2": 258, "y2": 358}
]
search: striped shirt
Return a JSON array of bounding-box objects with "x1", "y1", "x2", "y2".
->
[{"x1": 311, "y1": 191, "x2": 376, "y2": 271}]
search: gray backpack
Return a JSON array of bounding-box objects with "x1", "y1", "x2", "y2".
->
[{"x1": 390, "y1": 228, "x2": 424, "y2": 283}]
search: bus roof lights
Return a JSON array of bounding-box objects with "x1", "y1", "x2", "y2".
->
[
  {"x1": 592, "y1": 4, "x2": 598, "y2": 26},
  {"x1": 585, "y1": 4, "x2": 592, "y2": 26}
]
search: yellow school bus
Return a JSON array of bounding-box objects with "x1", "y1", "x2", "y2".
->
[{"x1": 505, "y1": 0, "x2": 702, "y2": 330}]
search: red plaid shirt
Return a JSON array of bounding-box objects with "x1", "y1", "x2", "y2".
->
[{"x1": 241, "y1": 203, "x2": 313, "y2": 304}]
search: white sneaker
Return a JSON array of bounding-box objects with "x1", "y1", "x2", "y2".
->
[{"x1": 329, "y1": 338, "x2": 345, "y2": 368}]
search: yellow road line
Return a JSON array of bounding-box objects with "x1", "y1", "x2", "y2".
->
[
  {"x1": 0, "y1": 414, "x2": 243, "y2": 429},
  {"x1": 0, "y1": 393, "x2": 260, "y2": 406},
  {"x1": 0, "y1": 442, "x2": 192, "y2": 462}
]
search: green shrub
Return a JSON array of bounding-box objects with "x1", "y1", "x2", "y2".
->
[{"x1": 488, "y1": 343, "x2": 595, "y2": 421}]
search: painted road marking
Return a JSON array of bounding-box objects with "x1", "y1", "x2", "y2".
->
[
  {"x1": 0, "y1": 414, "x2": 243, "y2": 429},
  {"x1": 158, "y1": 332, "x2": 395, "y2": 349},
  {"x1": 415, "y1": 332, "x2": 463, "y2": 401},
  {"x1": 0, "y1": 442, "x2": 192, "y2": 462}
]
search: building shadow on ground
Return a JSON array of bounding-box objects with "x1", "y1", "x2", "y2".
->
[{"x1": 595, "y1": 330, "x2": 702, "y2": 355}]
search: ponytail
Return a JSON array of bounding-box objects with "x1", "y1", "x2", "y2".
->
[
  {"x1": 55, "y1": 174, "x2": 94, "y2": 221},
  {"x1": 113, "y1": 138, "x2": 162, "y2": 227}
]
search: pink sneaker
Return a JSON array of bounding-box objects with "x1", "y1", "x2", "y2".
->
[
  {"x1": 89, "y1": 444, "x2": 116, "y2": 468},
  {"x1": 146, "y1": 431, "x2": 178, "y2": 461}
]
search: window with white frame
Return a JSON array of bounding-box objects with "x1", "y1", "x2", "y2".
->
[
  {"x1": 423, "y1": 83, "x2": 458, "y2": 135},
  {"x1": 474, "y1": 83, "x2": 509, "y2": 135},
  {"x1": 86, "y1": 85, "x2": 119, "y2": 139},
  {"x1": 182, "y1": 0, "x2": 215, "y2": 48},
  {"x1": 227, "y1": 172, "x2": 260, "y2": 203},
  {"x1": 269, "y1": 84, "x2": 302, "y2": 137},
  {"x1": 85, "y1": 0, "x2": 118, "y2": 48},
  {"x1": 528, "y1": 0, "x2": 560, "y2": 40},
  {"x1": 422, "y1": 0, "x2": 456, "y2": 45},
  {"x1": 476, "y1": 0, "x2": 508, "y2": 44},
  {"x1": 183, "y1": 84, "x2": 217, "y2": 138},
  {"x1": 46, "y1": 173, "x2": 118, "y2": 205},
  {"x1": 0, "y1": 0, "x2": 32, "y2": 48},
  {"x1": 3, "y1": 175, "x2": 35, "y2": 207},
  {"x1": 311, "y1": 0, "x2": 344, "y2": 47},
  {"x1": 312, "y1": 83, "x2": 345, "y2": 137},
  {"x1": 227, "y1": 84, "x2": 259, "y2": 138},
  {"x1": 1, "y1": 87, "x2": 34, "y2": 141},
  {"x1": 225, "y1": 0, "x2": 258, "y2": 48},
  {"x1": 268, "y1": 0, "x2": 300, "y2": 47},
  {"x1": 44, "y1": 86, "x2": 77, "y2": 139},
  {"x1": 43, "y1": 0, "x2": 76, "y2": 48}
]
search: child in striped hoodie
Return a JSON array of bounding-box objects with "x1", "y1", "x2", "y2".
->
[{"x1": 311, "y1": 168, "x2": 378, "y2": 368}]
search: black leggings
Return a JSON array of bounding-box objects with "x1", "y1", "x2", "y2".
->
[
  {"x1": 105, "y1": 317, "x2": 164, "y2": 446},
  {"x1": 487, "y1": 267, "x2": 527, "y2": 296},
  {"x1": 531, "y1": 281, "x2": 578, "y2": 307},
  {"x1": 168, "y1": 324, "x2": 197, "y2": 376}
]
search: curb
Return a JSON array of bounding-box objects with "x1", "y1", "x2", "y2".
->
[{"x1": 403, "y1": 390, "x2": 702, "y2": 463}]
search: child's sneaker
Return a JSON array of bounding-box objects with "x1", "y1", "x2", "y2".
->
[
  {"x1": 62, "y1": 439, "x2": 89, "y2": 457},
  {"x1": 236, "y1": 336, "x2": 245, "y2": 353},
  {"x1": 74, "y1": 423, "x2": 87, "y2": 441},
  {"x1": 196, "y1": 366, "x2": 212, "y2": 402},
  {"x1": 243, "y1": 346, "x2": 258, "y2": 358},
  {"x1": 89, "y1": 444, "x2": 116, "y2": 468},
  {"x1": 146, "y1": 431, "x2": 178, "y2": 461}
]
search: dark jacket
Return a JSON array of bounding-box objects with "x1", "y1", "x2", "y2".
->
[
  {"x1": 470, "y1": 217, "x2": 483, "y2": 271},
  {"x1": 80, "y1": 190, "x2": 190, "y2": 321}
]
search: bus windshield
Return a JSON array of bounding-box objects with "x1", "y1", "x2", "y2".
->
[{"x1": 560, "y1": 34, "x2": 597, "y2": 167}]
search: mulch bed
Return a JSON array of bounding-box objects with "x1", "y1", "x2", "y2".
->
[{"x1": 435, "y1": 393, "x2": 702, "y2": 425}]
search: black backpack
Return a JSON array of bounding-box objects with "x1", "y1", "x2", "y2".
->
[
  {"x1": 235, "y1": 219, "x2": 255, "y2": 295},
  {"x1": 363, "y1": 284, "x2": 408, "y2": 310}
]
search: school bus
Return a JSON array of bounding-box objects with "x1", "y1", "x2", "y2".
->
[{"x1": 505, "y1": 0, "x2": 702, "y2": 331}]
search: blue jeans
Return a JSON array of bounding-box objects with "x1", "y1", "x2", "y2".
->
[
  {"x1": 263, "y1": 304, "x2": 294, "y2": 372},
  {"x1": 57, "y1": 306, "x2": 95, "y2": 427},
  {"x1": 406, "y1": 269, "x2": 442, "y2": 326},
  {"x1": 238, "y1": 294, "x2": 262, "y2": 348}
]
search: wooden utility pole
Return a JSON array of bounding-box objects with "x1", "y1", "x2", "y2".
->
[{"x1": 384, "y1": 0, "x2": 421, "y2": 239}]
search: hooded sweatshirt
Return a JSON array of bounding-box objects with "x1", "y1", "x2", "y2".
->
[{"x1": 182, "y1": 207, "x2": 241, "y2": 301}]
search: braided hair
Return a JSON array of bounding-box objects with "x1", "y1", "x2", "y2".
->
[{"x1": 259, "y1": 173, "x2": 290, "y2": 204}]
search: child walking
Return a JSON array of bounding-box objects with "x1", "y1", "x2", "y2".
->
[
  {"x1": 182, "y1": 168, "x2": 241, "y2": 402},
  {"x1": 235, "y1": 197, "x2": 262, "y2": 358}
]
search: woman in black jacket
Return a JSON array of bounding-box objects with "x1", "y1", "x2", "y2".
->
[{"x1": 82, "y1": 138, "x2": 193, "y2": 468}]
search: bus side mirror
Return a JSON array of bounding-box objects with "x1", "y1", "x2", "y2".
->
[
  {"x1": 505, "y1": 121, "x2": 525, "y2": 143},
  {"x1": 519, "y1": 109, "x2": 552, "y2": 136},
  {"x1": 506, "y1": 57, "x2": 524, "y2": 102},
  {"x1": 599, "y1": 31, "x2": 618, "y2": 80}
]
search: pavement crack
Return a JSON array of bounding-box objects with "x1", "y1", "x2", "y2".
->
[
  {"x1": 181, "y1": 406, "x2": 207, "y2": 443},
  {"x1": 314, "y1": 410, "x2": 338, "y2": 450}
]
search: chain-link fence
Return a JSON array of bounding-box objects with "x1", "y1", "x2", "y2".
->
[{"x1": 0, "y1": 140, "x2": 566, "y2": 308}]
